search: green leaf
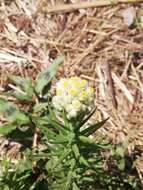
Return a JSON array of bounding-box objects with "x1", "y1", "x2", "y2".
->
[
  {"x1": 8, "y1": 111, "x2": 30, "y2": 125},
  {"x1": 79, "y1": 136, "x2": 94, "y2": 144},
  {"x1": 115, "y1": 146, "x2": 124, "y2": 157},
  {"x1": 33, "y1": 103, "x2": 48, "y2": 113},
  {"x1": 0, "y1": 98, "x2": 17, "y2": 113},
  {"x1": 62, "y1": 110, "x2": 70, "y2": 129},
  {"x1": 45, "y1": 159, "x2": 54, "y2": 171},
  {"x1": 0, "y1": 124, "x2": 17, "y2": 135},
  {"x1": 117, "y1": 158, "x2": 125, "y2": 171},
  {"x1": 79, "y1": 156, "x2": 89, "y2": 167},
  {"x1": 72, "y1": 144, "x2": 80, "y2": 159},
  {"x1": 80, "y1": 117, "x2": 109, "y2": 136},
  {"x1": 65, "y1": 171, "x2": 73, "y2": 190},
  {"x1": 78, "y1": 108, "x2": 96, "y2": 128},
  {"x1": 35, "y1": 55, "x2": 64, "y2": 94},
  {"x1": 50, "y1": 132, "x2": 74, "y2": 144},
  {"x1": 72, "y1": 182, "x2": 80, "y2": 190},
  {"x1": 50, "y1": 148, "x2": 71, "y2": 171},
  {"x1": 34, "y1": 116, "x2": 50, "y2": 126},
  {"x1": 81, "y1": 176, "x2": 94, "y2": 182},
  {"x1": 17, "y1": 160, "x2": 32, "y2": 173},
  {"x1": 11, "y1": 91, "x2": 31, "y2": 101},
  {"x1": 0, "y1": 98, "x2": 29, "y2": 125},
  {"x1": 49, "y1": 118, "x2": 68, "y2": 134},
  {"x1": 38, "y1": 125, "x2": 57, "y2": 139},
  {"x1": 8, "y1": 75, "x2": 33, "y2": 101},
  {"x1": 47, "y1": 103, "x2": 57, "y2": 120},
  {"x1": 48, "y1": 55, "x2": 64, "y2": 76}
]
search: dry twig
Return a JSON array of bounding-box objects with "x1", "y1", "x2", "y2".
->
[{"x1": 37, "y1": 0, "x2": 143, "y2": 14}]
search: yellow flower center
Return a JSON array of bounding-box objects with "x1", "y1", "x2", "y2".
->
[
  {"x1": 87, "y1": 87, "x2": 94, "y2": 94},
  {"x1": 63, "y1": 81, "x2": 69, "y2": 87},
  {"x1": 79, "y1": 91, "x2": 88, "y2": 100},
  {"x1": 69, "y1": 88, "x2": 78, "y2": 96}
]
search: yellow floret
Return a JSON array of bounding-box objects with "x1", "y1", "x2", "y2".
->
[
  {"x1": 59, "y1": 78, "x2": 69, "y2": 88},
  {"x1": 63, "y1": 80, "x2": 69, "y2": 87},
  {"x1": 79, "y1": 91, "x2": 88, "y2": 100},
  {"x1": 87, "y1": 87, "x2": 94, "y2": 94},
  {"x1": 79, "y1": 80, "x2": 87, "y2": 87},
  {"x1": 73, "y1": 81, "x2": 81, "y2": 88},
  {"x1": 71, "y1": 79, "x2": 87, "y2": 89},
  {"x1": 69, "y1": 88, "x2": 78, "y2": 96}
]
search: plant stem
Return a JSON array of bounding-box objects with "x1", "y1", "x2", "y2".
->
[{"x1": 33, "y1": 129, "x2": 38, "y2": 148}]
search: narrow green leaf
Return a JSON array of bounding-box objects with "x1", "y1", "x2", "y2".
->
[
  {"x1": 72, "y1": 182, "x2": 80, "y2": 190},
  {"x1": 8, "y1": 75, "x2": 33, "y2": 101},
  {"x1": 49, "y1": 118, "x2": 68, "y2": 133},
  {"x1": 81, "y1": 176, "x2": 94, "y2": 182},
  {"x1": 50, "y1": 148, "x2": 71, "y2": 171},
  {"x1": 62, "y1": 110, "x2": 69, "y2": 127},
  {"x1": 33, "y1": 103, "x2": 48, "y2": 113},
  {"x1": 9, "y1": 75, "x2": 28, "y2": 87},
  {"x1": 47, "y1": 103, "x2": 57, "y2": 120},
  {"x1": 79, "y1": 136, "x2": 94, "y2": 144},
  {"x1": 34, "y1": 116, "x2": 50, "y2": 126},
  {"x1": 80, "y1": 117, "x2": 109, "y2": 136},
  {"x1": 72, "y1": 144, "x2": 80, "y2": 159},
  {"x1": 0, "y1": 124, "x2": 17, "y2": 135},
  {"x1": 79, "y1": 156, "x2": 90, "y2": 167},
  {"x1": 50, "y1": 135, "x2": 69, "y2": 144},
  {"x1": 65, "y1": 171, "x2": 73, "y2": 190},
  {"x1": 38, "y1": 125, "x2": 57, "y2": 140},
  {"x1": 12, "y1": 92, "x2": 31, "y2": 101},
  {"x1": 78, "y1": 108, "x2": 96, "y2": 128}
]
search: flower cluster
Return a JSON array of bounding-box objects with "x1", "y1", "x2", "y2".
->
[{"x1": 52, "y1": 77, "x2": 94, "y2": 119}]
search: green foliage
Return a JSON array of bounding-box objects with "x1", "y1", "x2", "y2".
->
[
  {"x1": 8, "y1": 75, "x2": 34, "y2": 101},
  {"x1": 0, "y1": 55, "x2": 141, "y2": 190},
  {"x1": 35, "y1": 55, "x2": 64, "y2": 95}
]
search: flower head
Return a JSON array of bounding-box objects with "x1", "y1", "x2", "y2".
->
[{"x1": 52, "y1": 76, "x2": 94, "y2": 119}]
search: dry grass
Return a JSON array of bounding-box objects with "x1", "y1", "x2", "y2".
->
[{"x1": 0, "y1": 0, "x2": 143, "y2": 178}]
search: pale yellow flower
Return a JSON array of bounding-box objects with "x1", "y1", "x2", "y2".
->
[
  {"x1": 87, "y1": 87, "x2": 94, "y2": 95},
  {"x1": 69, "y1": 88, "x2": 78, "y2": 96},
  {"x1": 52, "y1": 76, "x2": 94, "y2": 119},
  {"x1": 79, "y1": 91, "x2": 88, "y2": 101}
]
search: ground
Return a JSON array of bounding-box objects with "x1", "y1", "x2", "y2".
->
[{"x1": 0, "y1": 0, "x2": 143, "y2": 185}]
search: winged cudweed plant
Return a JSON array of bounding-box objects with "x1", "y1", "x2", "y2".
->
[
  {"x1": 0, "y1": 55, "x2": 109, "y2": 190},
  {"x1": 44, "y1": 76, "x2": 109, "y2": 190}
]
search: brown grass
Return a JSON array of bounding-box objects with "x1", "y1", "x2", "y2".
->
[{"x1": 0, "y1": 0, "x2": 143, "y2": 177}]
